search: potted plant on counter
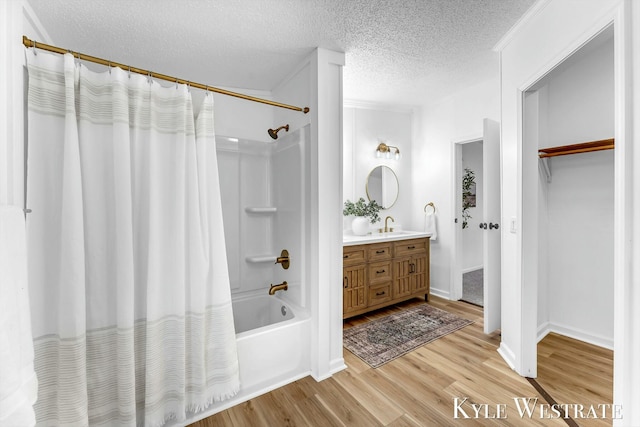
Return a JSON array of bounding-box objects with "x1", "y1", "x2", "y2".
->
[{"x1": 343, "y1": 197, "x2": 382, "y2": 236}]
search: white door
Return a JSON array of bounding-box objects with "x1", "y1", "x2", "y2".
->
[{"x1": 483, "y1": 118, "x2": 501, "y2": 334}]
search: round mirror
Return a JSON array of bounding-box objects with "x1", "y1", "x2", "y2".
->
[{"x1": 366, "y1": 166, "x2": 399, "y2": 209}]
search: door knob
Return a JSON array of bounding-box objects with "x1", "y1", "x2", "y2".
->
[
  {"x1": 489, "y1": 222, "x2": 500, "y2": 230},
  {"x1": 479, "y1": 223, "x2": 487, "y2": 229}
]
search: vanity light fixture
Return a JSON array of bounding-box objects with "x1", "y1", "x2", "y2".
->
[{"x1": 375, "y1": 142, "x2": 400, "y2": 160}]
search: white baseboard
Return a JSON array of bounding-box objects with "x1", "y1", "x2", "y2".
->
[
  {"x1": 328, "y1": 358, "x2": 347, "y2": 376},
  {"x1": 537, "y1": 321, "x2": 613, "y2": 350},
  {"x1": 429, "y1": 288, "x2": 450, "y2": 300},
  {"x1": 497, "y1": 342, "x2": 516, "y2": 371}
]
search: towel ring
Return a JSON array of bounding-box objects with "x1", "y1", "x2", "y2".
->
[{"x1": 424, "y1": 202, "x2": 436, "y2": 214}]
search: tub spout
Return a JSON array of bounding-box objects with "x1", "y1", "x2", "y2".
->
[{"x1": 269, "y1": 281, "x2": 288, "y2": 295}]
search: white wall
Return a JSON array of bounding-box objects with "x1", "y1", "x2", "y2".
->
[
  {"x1": 343, "y1": 103, "x2": 415, "y2": 232},
  {"x1": 411, "y1": 76, "x2": 499, "y2": 298},
  {"x1": 497, "y1": 0, "x2": 640, "y2": 422},
  {"x1": 461, "y1": 141, "x2": 484, "y2": 272},
  {"x1": 1, "y1": 1, "x2": 51, "y2": 208},
  {"x1": 535, "y1": 35, "x2": 614, "y2": 348}
]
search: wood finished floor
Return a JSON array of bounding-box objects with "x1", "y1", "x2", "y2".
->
[{"x1": 189, "y1": 296, "x2": 613, "y2": 427}]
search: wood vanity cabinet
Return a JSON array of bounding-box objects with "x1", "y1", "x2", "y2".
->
[{"x1": 343, "y1": 237, "x2": 430, "y2": 318}]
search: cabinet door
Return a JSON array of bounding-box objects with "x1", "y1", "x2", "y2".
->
[
  {"x1": 343, "y1": 264, "x2": 367, "y2": 314},
  {"x1": 393, "y1": 257, "x2": 413, "y2": 299},
  {"x1": 411, "y1": 254, "x2": 428, "y2": 293},
  {"x1": 394, "y1": 254, "x2": 428, "y2": 297}
]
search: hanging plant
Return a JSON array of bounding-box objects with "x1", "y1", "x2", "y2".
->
[{"x1": 462, "y1": 167, "x2": 476, "y2": 229}]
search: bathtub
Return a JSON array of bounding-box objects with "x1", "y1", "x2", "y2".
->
[
  {"x1": 233, "y1": 294, "x2": 295, "y2": 335},
  {"x1": 183, "y1": 294, "x2": 311, "y2": 424}
]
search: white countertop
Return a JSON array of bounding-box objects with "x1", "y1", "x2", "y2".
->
[{"x1": 343, "y1": 230, "x2": 431, "y2": 246}]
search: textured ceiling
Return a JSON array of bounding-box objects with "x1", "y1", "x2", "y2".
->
[{"x1": 26, "y1": 0, "x2": 536, "y2": 107}]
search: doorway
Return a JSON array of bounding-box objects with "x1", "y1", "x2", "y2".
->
[
  {"x1": 452, "y1": 119, "x2": 501, "y2": 334},
  {"x1": 521, "y1": 25, "x2": 614, "y2": 393},
  {"x1": 459, "y1": 140, "x2": 484, "y2": 306}
]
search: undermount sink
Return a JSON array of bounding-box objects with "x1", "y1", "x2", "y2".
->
[{"x1": 343, "y1": 230, "x2": 431, "y2": 246}]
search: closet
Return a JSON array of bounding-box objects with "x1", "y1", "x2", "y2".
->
[{"x1": 528, "y1": 27, "x2": 614, "y2": 350}]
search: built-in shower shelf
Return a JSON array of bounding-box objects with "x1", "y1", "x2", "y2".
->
[
  {"x1": 246, "y1": 255, "x2": 278, "y2": 264},
  {"x1": 245, "y1": 207, "x2": 277, "y2": 214}
]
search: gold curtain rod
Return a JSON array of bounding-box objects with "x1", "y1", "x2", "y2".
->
[{"x1": 22, "y1": 36, "x2": 310, "y2": 114}]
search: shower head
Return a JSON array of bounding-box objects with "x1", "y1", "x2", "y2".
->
[{"x1": 268, "y1": 124, "x2": 289, "y2": 140}]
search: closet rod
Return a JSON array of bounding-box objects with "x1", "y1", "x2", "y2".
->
[
  {"x1": 538, "y1": 138, "x2": 614, "y2": 158},
  {"x1": 22, "y1": 36, "x2": 310, "y2": 114}
]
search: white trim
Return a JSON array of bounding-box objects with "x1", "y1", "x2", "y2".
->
[
  {"x1": 330, "y1": 358, "x2": 347, "y2": 374},
  {"x1": 612, "y1": 2, "x2": 637, "y2": 425},
  {"x1": 493, "y1": 0, "x2": 553, "y2": 52},
  {"x1": 518, "y1": 19, "x2": 617, "y2": 92},
  {"x1": 429, "y1": 288, "x2": 450, "y2": 300},
  {"x1": 537, "y1": 322, "x2": 614, "y2": 350},
  {"x1": 497, "y1": 343, "x2": 516, "y2": 371}
]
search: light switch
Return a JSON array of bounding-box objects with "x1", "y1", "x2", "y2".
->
[{"x1": 510, "y1": 217, "x2": 517, "y2": 233}]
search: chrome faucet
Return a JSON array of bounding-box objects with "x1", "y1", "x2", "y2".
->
[
  {"x1": 268, "y1": 281, "x2": 288, "y2": 295},
  {"x1": 384, "y1": 215, "x2": 395, "y2": 232}
]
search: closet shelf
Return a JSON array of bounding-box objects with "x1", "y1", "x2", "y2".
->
[
  {"x1": 538, "y1": 138, "x2": 614, "y2": 158},
  {"x1": 244, "y1": 207, "x2": 277, "y2": 214}
]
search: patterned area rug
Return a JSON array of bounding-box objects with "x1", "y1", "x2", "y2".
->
[{"x1": 343, "y1": 305, "x2": 473, "y2": 368}]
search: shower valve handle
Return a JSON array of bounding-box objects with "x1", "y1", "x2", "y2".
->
[{"x1": 275, "y1": 249, "x2": 290, "y2": 269}]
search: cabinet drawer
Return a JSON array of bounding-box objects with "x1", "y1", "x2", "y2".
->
[
  {"x1": 368, "y1": 283, "x2": 392, "y2": 306},
  {"x1": 393, "y1": 238, "x2": 428, "y2": 257},
  {"x1": 367, "y1": 243, "x2": 392, "y2": 261},
  {"x1": 368, "y1": 261, "x2": 392, "y2": 284},
  {"x1": 343, "y1": 245, "x2": 366, "y2": 266}
]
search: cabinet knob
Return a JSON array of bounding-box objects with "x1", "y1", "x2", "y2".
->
[
  {"x1": 408, "y1": 245, "x2": 415, "y2": 249},
  {"x1": 376, "y1": 291, "x2": 385, "y2": 296},
  {"x1": 376, "y1": 269, "x2": 386, "y2": 274},
  {"x1": 376, "y1": 250, "x2": 385, "y2": 254}
]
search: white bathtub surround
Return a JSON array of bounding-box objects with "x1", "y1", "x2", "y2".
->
[
  {"x1": 0, "y1": 206, "x2": 37, "y2": 426},
  {"x1": 217, "y1": 128, "x2": 307, "y2": 308},
  {"x1": 26, "y1": 50, "x2": 238, "y2": 426}
]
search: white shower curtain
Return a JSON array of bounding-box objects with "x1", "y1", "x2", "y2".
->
[{"x1": 25, "y1": 49, "x2": 239, "y2": 427}]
